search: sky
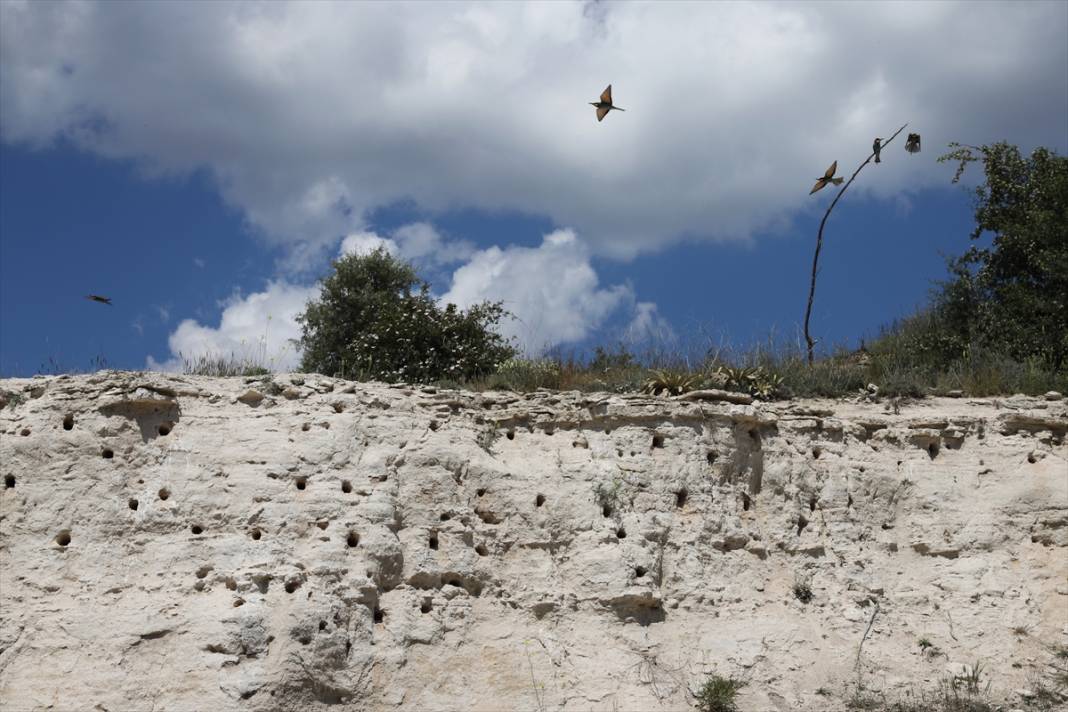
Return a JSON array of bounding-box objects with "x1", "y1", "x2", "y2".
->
[{"x1": 1, "y1": 0, "x2": 1066, "y2": 376}]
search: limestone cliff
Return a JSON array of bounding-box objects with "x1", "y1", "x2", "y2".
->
[{"x1": 0, "y1": 372, "x2": 1065, "y2": 711}]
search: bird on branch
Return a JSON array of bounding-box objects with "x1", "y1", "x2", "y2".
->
[{"x1": 872, "y1": 138, "x2": 882, "y2": 163}]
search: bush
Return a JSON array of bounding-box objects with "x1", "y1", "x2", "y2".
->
[
  {"x1": 297, "y1": 249, "x2": 517, "y2": 382},
  {"x1": 694, "y1": 674, "x2": 746, "y2": 712}
]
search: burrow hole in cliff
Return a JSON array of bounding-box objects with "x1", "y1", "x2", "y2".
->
[
  {"x1": 158, "y1": 488, "x2": 170, "y2": 501},
  {"x1": 341, "y1": 480, "x2": 353, "y2": 493},
  {"x1": 602, "y1": 504, "x2": 613, "y2": 517},
  {"x1": 191, "y1": 524, "x2": 204, "y2": 535},
  {"x1": 927, "y1": 442, "x2": 940, "y2": 459},
  {"x1": 440, "y1": 512, "x2": 452, "y2": 521},
  {"x1": 63, "y1": 414, "x2": 74, "y2": 431},
  {"x1": 295, "y1": 477, "x2": 307, "y2": 491},
  {"x1": 316, "y1": 520, "x2": 329, "y2": 530},
  {"x1": 476, "y1": 487, "x2": 487, "y2": 497},
  {"x1": 675, "y1": 489, "x2": 688, "y2": 508},
  {"x1": 251, "y1": 528, "x2": 262, "y2": 540},
  {"x1": 157, "y1": 422, "x2": 172, "y2": 437},
  {"x1": 20, "y1": 428, "x2": 30, "y2": 437},
  {"x1": 429, "y1": 533, "x2": 439, "y2": 550},
  {"x1": 373, "y1": 607, "x2": 385, "y2": 624},
  {"x1": 847, "y1": 492, "x2": 854, "y2": 507},
  {"x1": 55, "y1": 530, "x2": 71, "y2": 547},
  {"x1": 128, "y1": 498, "x2": 139, "y2": 511},
  {"x1": 812, "y1": 447, "x2": 822, "y2": 459},
  {"x1": 506, "y1": 430, "x2": 515, "y2": 440},
  {"x1": 429, "y1": 420, "x2": 439, "y2": 431},
  {"x1": 102, "y1": 448, "x2": 114, "y2": 459},
  {"x1": 284, "y1": 579, "x2": 301, "y2": 594},
  {"x1": 706, "y1": 451, "x2": 717, "y2": 465},
  {"x1": 809, "y1": 495, "x2": 818, "y2": 512},
  {"x1": 1027, "y1": 452, "x2": 1037, "y2": 464},
  {"x1": 475, "y1": 544, "x2": 488, "y2": 556},
  {"x1": 634, "y1": 566, "x2": 647, "y2": 578},
  {"x1": 301, "y1": 422, "x2": 311, "y2": 432},
  {"x1": 347, "y1": 531, "x2": 360, "y2": 548},
  {"x1": 797, "y1": 514, "x2": 809, "y2": 536},
  {"x1": 742, "y1": 493, "x2": 752, "y2": 511},
  {"x1": 4, "y1": 475, "x2": 14, "y2": 489},
  {"x1": 535, "y1": 494, "x2": 546, "y2": 508},
  {"x1": 420, "y1": 599, "x2": 432, "y2": 614},
  {"x1": 319, "y1": 620, "x2": 327, "y2": 631},
  {"x1": 652, "y1": 434, "x2": 665, "y2": 449},
  {"x1": 233, "y1": 598, "x2": 245, "y2": 607},
  {"x1": 616, "y1": 527, "x2": 627, "y2": 540}
]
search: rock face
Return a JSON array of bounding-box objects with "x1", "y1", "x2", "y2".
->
[{"x1": 0, "y1": 372, "x2": 1066, "y2": 712}]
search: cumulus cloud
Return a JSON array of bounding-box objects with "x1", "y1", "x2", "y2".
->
[
  {"x1": 2, "y1": 1, "x2": 1064, "y2": 261},
  {"x1": 338, "y1": 222, "x2": 473, "y2": 266},
  {"x1": 147, "y1": 281, "x2": 315, "y2": 372},
  {"x1": 440, "y1": 229, "x2": 633, "y2": 353}
]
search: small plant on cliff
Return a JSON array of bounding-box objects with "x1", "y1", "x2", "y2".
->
[
  {"x1": 694, "y1": 674, "x2": 746, "y2": 712},
  {"x1": 297, "y1": 248, "x2": 517, "y2": 382},
  {"x1": 793, "y1": 573, "x2": 814, "y2": 603}
]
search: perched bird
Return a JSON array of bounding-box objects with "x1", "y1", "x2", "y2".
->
[
  {"x1": 905, "y1": 133, "x2": 921, "y2": 153},
  {"x1": 590, "y1": 84, "x2": 625, "y2": 122},
  {"x1": 85, "y1": 295, "x2": 113, "y2": 306},
  {"x1": 872, "y1": 138, "x2": 882, "y2": 163},
  {"x1": 809, "y1": 161, "x2": 845, "y2": 195}
]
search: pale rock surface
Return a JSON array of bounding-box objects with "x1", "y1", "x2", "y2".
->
[{"x1": 0, "y1": 372, "x2": 1066, "y2": 711}]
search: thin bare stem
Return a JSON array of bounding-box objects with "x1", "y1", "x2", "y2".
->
[{"x1": 804, "y1": 122, "x2": 909, "y2": 364}]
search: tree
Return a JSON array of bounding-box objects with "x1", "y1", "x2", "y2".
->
[
  {"x1": 297, "y1": 248, "x2": 517, "y2": 382},
  {"x1": 936, "y1": 142, "x2": 1068, "y2": 369}
]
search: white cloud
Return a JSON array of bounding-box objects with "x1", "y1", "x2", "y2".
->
[
  {"x1": 623, "y1": 302, "x2": 676, "y2": 347},
  {"x1": 440, "y1": 229, "x2": 633, "y2": 354},
  {"x1": 2, "y1": 1, "x2": 1063, "y2": 262},
  {"x1": 147, "y1": 281, "x2": 315, "y2": 372},
  {"x1": 338, "y1": 222, "x2": 473, "y2": 266},
  {"x1": 338, "y1": 231, "x2": 398, "y2": 258}
]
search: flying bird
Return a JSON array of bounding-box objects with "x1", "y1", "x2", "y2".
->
[
  {"x1": 85, "y1": 295, "x2": 113, "y2": 306},
  {"x1": 872, "y1": 138, "x2": 882, "y2": 163},
  {"x1": 590, "y1": 84, "x2": 625, "y2": 122},
  {"x1": 905, "y1": 133, "x2": 921, "y2": 153},
  {"x1": 809, "y1": 161, "x2": 845, "y2": 195}
]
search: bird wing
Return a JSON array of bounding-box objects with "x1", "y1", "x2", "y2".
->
[
  {"x1": 810, "y1": 179, "x2": 827, "y2": 195},
  {"x1": 823, "y1": 161, "x2": 838, "y2": 179},
  {"x1": 600, "y1": 85, "x2": 613, "y2": 105},
  {"x1": 596, "y1": 105, "x2": 610, "y2": 122}
]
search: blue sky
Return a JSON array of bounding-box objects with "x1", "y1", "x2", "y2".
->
[{"x1": 1, "y1": 1, "x2": 1066, "y2": 376}]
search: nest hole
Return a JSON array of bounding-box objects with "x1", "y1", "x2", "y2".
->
[
  {"x1": 429, "y1": 534, "x2": 439, "y2": 550},
  {"x1": 476, "y1": 488, "x2": 486, "y2": 497},
  {"x1": 341, "y1": 480, "x2": 353, "y2": 493},
  {"x1": 440, "y1": 512, "x2": 451, "y2": 521},
  {"x1": 55, "y1": 530, "x2": 71, "y2": 547},
  {"x1": 602, "y1": 504, "x2": 613, "y2": 517},
  {"x1": 191, "y1": 524, "x2": 204, "y2": 535},
  {"x1": 616, "y1": 527, "x2": 627, "y2": 540},
  {"x1": 1027, "y1": 452, "x2": 1037, "y2": 464},
  {"x1": 347, "y1": 531, "x2": 360, "y2": 548},
  {"x1": 20, "y1": 428, "x2": 30, "y2": 437},
  {"x1": 157, "y1": 423, "x2": 172, "y2": 437},
  {"x1": 251, "y1": 528, "x2": 262, "y2": 540},
  {"x1": 812, "y1": 447, "x2": 822, "y2": 459},
  {"x1": 319, "y1": 620, "x2": 327, "y2": 631},
  {"x1": 927, "y1": 443, "x2": 940, "y2": 459},
  {"x1": 535, "y1": 494, "x2": 545, "y2": 508},
  {"x1": 63, "y1": 414, "x2": 74, "y2": 431},
  {"x1": 506, "y1": 430, "x2": 515, "y2": 440},
  {"x1": 675, "y1": 489, "x2": 688, "y2": 508},
  {"x1": 4, "y1": 475, "x2": 14, "y2": 489},
  {"x1": 742, "y1": 493, "x2": 752, "y2": 511},
  {"x1": 128, "y1": 498, "x2": 138, "y2": 511},
  {"x1": 158, "y1": 488, "x2": 170, "y2": 501},
  {"x1": 475, "y1": 544, "x2": 488, "y2": 556},
  {"x1": 233, "y1": 598, "x2": 245, "y2": 607},
  {"x1": 316, "y1": 520, "x2": 329, "y2": 530},
  {"x1": 284, "y1": 580, "x2": 300, "y2": 594},
  {"x1": 295, "y1": 477, "x2": 307, "y2": 491},
  {"x1": 651, "y1": 434, "x2": 665, "y2": 449},
  {"x1": 809, "y1": 495, "x2": 817, "y2": 512},
  {"x1": 373, "y1": 607, "x2": 384, "y2": 624},
  {"x1": 429, "y1": 420, "x2": 439, "y2": 431},
  {"x1": 420, "y1": 600, "x2": 432, "y2": 614},
  {"x1": 634, "y1": 566, "x2": 646, "y2": 578},
  {"x1": 797, "y1": 515, "x2": 809, "y2": 536},
  {"x1": 102, "y1": 448, "x2": 114, "y2": 459}
]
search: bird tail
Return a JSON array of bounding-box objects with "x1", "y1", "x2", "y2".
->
[
  {"x1": 874, "y1": 154, "x2": 881, "y2": 164},
  {"x1": 830, "y1": 177, "x2": 844, "y2": 186}
]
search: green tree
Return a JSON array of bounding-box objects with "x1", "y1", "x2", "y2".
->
[
  {"x1": 935, "y1": 141, "x2": 1068, "y2": 368},
  {"x1": 297, "y1": 248, "x2": 517, "y2": 382}
]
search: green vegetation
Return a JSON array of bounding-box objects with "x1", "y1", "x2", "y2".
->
[
  {"x1": 694, "y1": 674, "x2": 745, "y2": 712},
  {"x1": 296, "y1": 248, "x2": 516, "y2": 383}
]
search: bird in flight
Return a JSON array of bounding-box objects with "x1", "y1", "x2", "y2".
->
[
  {"x1": 872, "y1": 138, "x2": 882, "y2": 164},
  {"x1": 85, "y1": 295, "x2": 113, "y2": 306},
  {"x1": 905, "y1": 133, "x2": 921, "y2": 153},
  {"x1": 590, "y1": 85, "x2": 625, "y2": 122},
  {"x1": 809, "y1": 161, "x2": 845, "y2": 195}
]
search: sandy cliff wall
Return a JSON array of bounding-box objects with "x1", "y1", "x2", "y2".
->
[{"x1": 0, "y1": 372, "x2": 1065, "y2": 711}]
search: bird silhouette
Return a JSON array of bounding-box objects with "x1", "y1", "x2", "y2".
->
[
  {"x1": 872, "y1": 138, "x2": 882, "y2": 164},
  {"x1": 905, "y1": 133, "x2": 921, "y2": 153},
  {"x1": 590, "y1": 85, "x2": 625, "y2": 122},
  {"x1": 809, "y1": 161, "x2": 845, "y2": 195},
  {"x1": 85, "y1": 295, "x2": 113, "y2": 306}
]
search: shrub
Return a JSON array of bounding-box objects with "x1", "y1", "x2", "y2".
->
[
  {"x1": 694, "y1": 674, "x2": 746, "y2": 712},
  {"x1": 297, "y1": 249, "x2": 517, "y2": 382}
]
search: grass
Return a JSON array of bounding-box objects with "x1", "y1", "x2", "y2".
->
[
  {"x1": 694, "y1": 674, "x2": 745, "y2": 712},
  {"x1": 792, "y1": 574, "x2": 813, "y2": 603}
]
